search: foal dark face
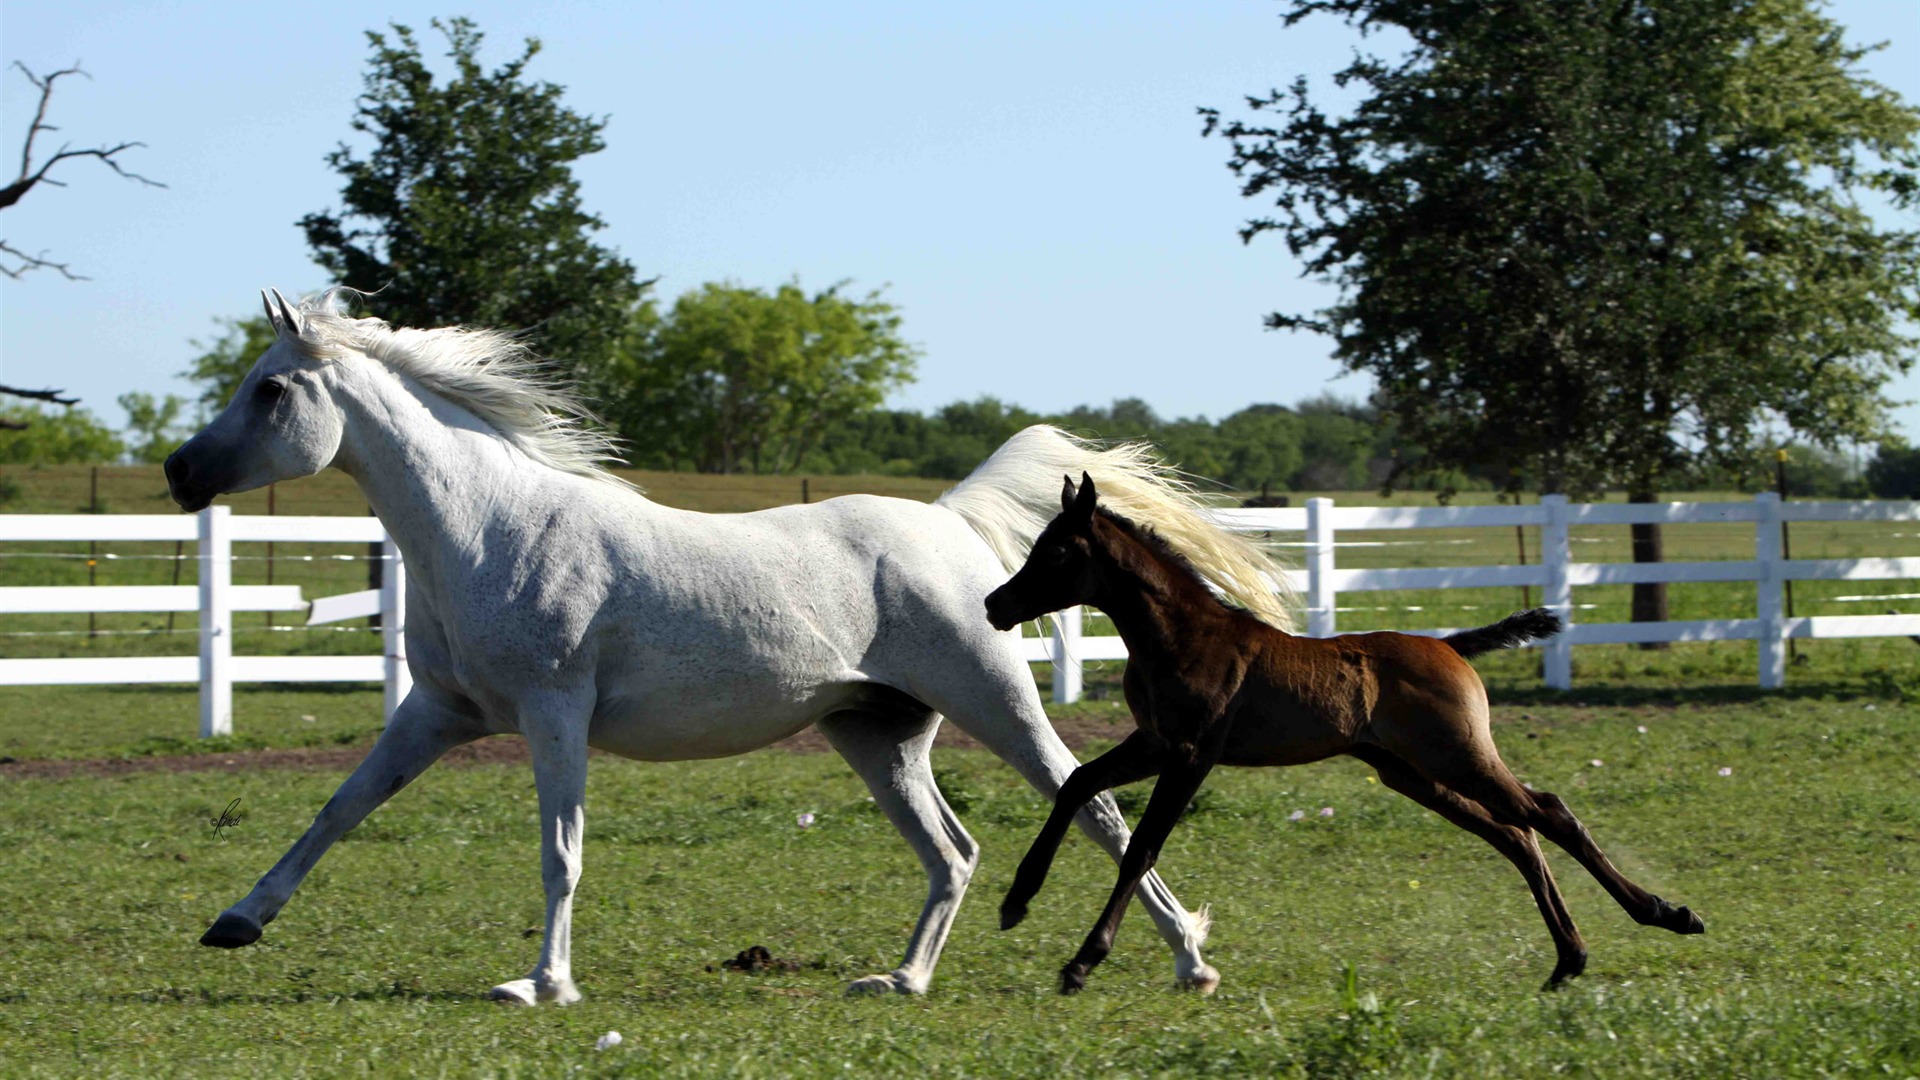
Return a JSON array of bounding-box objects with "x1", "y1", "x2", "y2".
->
[{"x1": 985, "y1": 472, "x2": 1101, "y2": 631}]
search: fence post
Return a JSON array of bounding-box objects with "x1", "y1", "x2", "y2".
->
[
  {"x1": 1755, "y1": 492, "x2": 1785, "y2": 689},
  {"x1": 1542, "y1": 495, "x2": 1573, "y2": 690},
  {"x1": 1306, "y1": 497, "x2": 1336, "y2": 638},
  {"x1": 198, "y1": 505, "x2": 233, "y2": 738},
  {"x1": 381, "y1": 535, "x2": 410, "y2": 721},
  {"x1": 1052, "y1": 606, "x2": 1083, "y2": 705}
]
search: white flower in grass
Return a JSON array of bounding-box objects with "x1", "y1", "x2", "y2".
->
[
  {"x1": 1636, "y1": 725, "x2": 1648, "y2": 734},
  {"x1": 1319, "y1": 807, "x2": 1335, "y2": 818},
  {"x1": 595, "y1": 1032, "x2": 623, "y2": 1051},
  {"x1": 1590, "y1": 759, "x2": 1604, "y2": 768},
  {"x1": 797, "y1": 811, "x2": 816, "y2": 828},
  {"x1": 1288, "y1": 810, "x2": 1306, "y2": 822},
  {"x1": 1718, "y1": 767, "x2": 1733, "y2": 777}
]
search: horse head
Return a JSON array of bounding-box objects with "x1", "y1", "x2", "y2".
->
[
  {"x1": 984, "y1": 470, "x2": 1102, "y2": 630},
  {"x1": 164, "y1": 289, "x2": 350, "y2": 511}
]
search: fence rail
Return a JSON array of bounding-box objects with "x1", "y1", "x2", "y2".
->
[{"x1": 8, "y1": 494, "x2": 1920, "y2": 728}]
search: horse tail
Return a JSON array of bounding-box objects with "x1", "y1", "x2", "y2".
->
[
  {"x1": 935, "y1": 424, "x2": 1297, "y2": 631},
  {"x1": 1442, "y1": 608, "x2": 1565, "y2": 659}
]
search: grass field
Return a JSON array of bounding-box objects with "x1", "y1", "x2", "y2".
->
[
  {"x1": 5, "y1": 465, "x2": 1920, "y2": 1076},
  {"x1": 1, "y1": 689, "x2": 1917, "y2": 1077}
]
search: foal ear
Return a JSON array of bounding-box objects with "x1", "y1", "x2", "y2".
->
[
  {"x1": 260, "y1": 289, "x2": 284, "y2": 335},
  {"x1": 1061, "y1": 474, "x2": 1078, "y2": 514},
  {"x1": 1069, "y1": 470, "x2": 1098, "y2": 521}
]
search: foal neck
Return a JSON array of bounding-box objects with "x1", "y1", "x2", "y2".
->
[{"x1": 1089, "y1": 511, "x2": 1238, "y2": 647}]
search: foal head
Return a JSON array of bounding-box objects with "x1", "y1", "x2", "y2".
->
[{"x1": 984, "y1": 472, "x2": 1104, "y2": 630}]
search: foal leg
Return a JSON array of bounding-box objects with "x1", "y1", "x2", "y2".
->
[
  {"x1": 817, "y1": 706, "x2": 980, "y2": 996},
  {"x1": 1398, "y1": 729, "x2": 1706, "y2": 940},
  {"x1": 201, "y1": 690, "x2": 482, "y2": 949},
  {"x1": 490, "y1": 692, "x2": 593, "y2": 1006},
  {"x1": 908, "y1": 647, "x2": 1218, "y2": 990},
  {"x1": 1000, "y1": 728, "x2": 1164, "y2": 931},
  {"x1": 1349, "y1": 745, "x2": 1588, "y2": 988},
  {"x1": 1060, "y1": 723, "x2": 1229, "y2": 995}
]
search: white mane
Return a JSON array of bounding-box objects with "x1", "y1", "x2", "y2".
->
[{"x1": 283, "y1": 288, "x2": 631, "y2": 488}]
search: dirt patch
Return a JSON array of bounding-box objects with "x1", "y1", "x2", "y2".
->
[
  {"x1": 0, "y1": 710, "x2": 1140, "y2": 780},
  {"x1": 710, "y1": 945, "x2": 804, "y2": 974}
]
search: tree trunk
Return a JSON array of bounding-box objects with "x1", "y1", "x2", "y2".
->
[{"x1": 1628, "y1": 486, "x2": 1668, "y2": 649}]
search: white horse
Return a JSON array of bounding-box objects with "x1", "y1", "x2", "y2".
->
[{"x1": 166, "y1": 288, "x2": 1295, "y2": 1005}]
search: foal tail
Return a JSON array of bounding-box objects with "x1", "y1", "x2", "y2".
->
[
  {"x1": 1444, "y1": 608, "x2": 1565, "y2": 659},
  {"x1": 935, "y1": 424, "x2": 1297, "y2": 630}
]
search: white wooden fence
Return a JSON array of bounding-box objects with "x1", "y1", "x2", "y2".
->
[
  {"x1": 0, "y1": 507, "x2": 408, "y2": 737},
  {"x1": 1020, "y1": 493, "x2": 1920, "y2": 702},
  {"x1": 6, "y1": 495, "x2": 1920, "y2": 729}
]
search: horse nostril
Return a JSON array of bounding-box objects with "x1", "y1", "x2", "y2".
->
[{"x1": 164, "y1": 453, "x2": 190, "y2": 489}]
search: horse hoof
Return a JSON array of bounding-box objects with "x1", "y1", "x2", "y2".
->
[
  {"x1": 846, "y1": 972, "x2": 921, "y2": 996},
  {"x1": 1059, "y1": 965, "x2": 1088, "y2": 995},
  {"x1": 488, "y1": 976, "x2": 578, "y2": 1006},
  {"x1": 1177, "y1": 964, "x2": 1221, "y2": 995},
  {"x1": 199, "y1": 911, "x2": 263, "y2": 949},
  {"x1": 1649, "y1": 899, "x2": 1706, "y2": 935},
  {"x1": 999, "y1": 901, "x2": 1028, "y2": 931},
  {"x1": 1545, "y1": 951, "x2": 1587, "y2": 989}
]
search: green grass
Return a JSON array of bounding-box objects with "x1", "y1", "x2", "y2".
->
[{"x1": 2, "y1": 696, "x2": 1918, "y2": 1077}]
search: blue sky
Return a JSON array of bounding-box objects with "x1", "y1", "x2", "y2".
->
[{"x1": 2, "y1": 1, "x2": 1916, "y2": 437}]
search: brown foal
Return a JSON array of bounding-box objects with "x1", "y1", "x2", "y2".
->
[{"x1": 985, "y1": 473, "x2": 1704, "y2": 994}]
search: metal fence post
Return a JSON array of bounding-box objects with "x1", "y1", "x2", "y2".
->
[
  {"x1": 1755, "y1": 492, "x2": 1785, "y2": 689},
  {"x1": 1051, "y1": 605, "x2": 1083, "y2": 705},
  {"x1": 1542, "y1": 495, "x2": 1573, "y2": 690},
  {"x1": 1307, "y1": 497, "x2": 1336, "y2": 638},
  {"x1": 198, "y1": 505, "x2": 233, "y2": 737},
  {"x1": 381, "y1": 535, "x2": 410, "y2": 721}
]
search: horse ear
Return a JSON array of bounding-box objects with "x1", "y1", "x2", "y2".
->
[
  {"x1": 1070, "y1": 471, "x2": 1098, "y2": 520},
  {"x1": 260, "y1": 289, "x2": 285, "y2": 335},
  {"x1": 1061, "y1": 474, "x2": 1077, "y2": 514},
  {"x1": 270, "y1": 288, "x2": 304, "y2": 338}
]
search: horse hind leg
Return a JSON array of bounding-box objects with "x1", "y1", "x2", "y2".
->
[
  {"x1": 1392, "y1": 724, "x2": 1706, "y2": 941},
  {"x1": 1350, "y1": 745, "x2": 1588, "y2": 989},
  {"x1": 817, "y1": 703, "x2": 979, "y2": 996}
]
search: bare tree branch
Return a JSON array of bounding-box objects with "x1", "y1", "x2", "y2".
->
[
  {"x1": 0, "y1": 238, "x2": 87, "y2": 279},
  {"x1": 0, "y1": 61, "x2": 163, "y2": 279},
  {"x1": 0, "y1": 383, "x2": 79, "y2": 406}
]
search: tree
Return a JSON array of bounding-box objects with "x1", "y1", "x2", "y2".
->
[
  {"x1": 181, "y1": 315, "x2": 279, "y2": 416},
  {"x1": 1867, "y1": 444, "x2": 1920, "y2": 500},
  {"x1": 600, "y1": 281, "x2": 919, "y2": 474},
  {"x1": 117, "y1": 391, "x2": 188, "y2": 464},
  {"x1": 0, "y1": 404, "x2": 123, "y2": 464},
  {"x1": 1208, "y1": 0, "x2": 1920, "y2": 628},
  {"x1": 1, "y1": 61, "x2": 163, "y2": 418},
  {"x1": 300, "y1": 19, "x2": 641, "y2": 368}
]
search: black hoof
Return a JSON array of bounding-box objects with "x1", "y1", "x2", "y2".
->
[
  {"x1": 1059, "y1": 963, "x2": 1088, "y2": 995},
  {"x1": 200, "y1": 911, "x2": 263, "y2": 949},
  {"x1": 1544, "y1": 950, "x2": 1587, "y2": 989},
  {"x1": 999, "y1": 900, "x2": 1028, "y2": 931},
  {"x1": 1648, "y1": 899, "x2": 1706, "y2": 935}
]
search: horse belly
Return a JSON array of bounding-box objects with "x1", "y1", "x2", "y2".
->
[{"x1": 585, "y1": 677, "x2": 855, "y2": 761}]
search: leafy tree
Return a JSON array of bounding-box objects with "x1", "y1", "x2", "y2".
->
[
  {"x1": 1217, "y1": 406, "x2": 1304, "y2": 491},
  {"x1": 1866, "y1": 444, "x2": 1920, "y2": 500},
  {"x1": 300, "y1": 18, "x2": 641, "y2": 368},
  {"x1": 181, "y1": 315, "x2": 278, "y2": 416},
  {"x1": 1208, "y1": 0, "x2": 1920, "y2": 626},
  {"x1": 117, "y1": 391, "x2": 188, "y2": 464},
  {"x1": 602, "y1": 281, "x2": 919, "y2": 473},
  {"x1": 0, "y1": 405, "x2": 123, "y2": 463}
]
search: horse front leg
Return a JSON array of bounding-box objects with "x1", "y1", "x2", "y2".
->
[
  {"x1": 200, "y1": 689, "x2": 482, "y2": 949},
  {"x1": 489, "y1": 694, "x2": 591, "y2": 1006},
  {"x1": 1001, "y1": 728, "x2": 1165, "y2": 932},
  {"x1": 1060, "y1": 720, "x2": 1230, "y2": 995}
]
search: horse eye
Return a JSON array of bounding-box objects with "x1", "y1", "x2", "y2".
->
[{"x1": 257, "y1": 378, "x2": 287, "y2": 401}]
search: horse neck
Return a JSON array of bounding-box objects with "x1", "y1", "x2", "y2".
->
[
  {"x1": 1088, "y1": 515, "x2": 1229, "y2": 658},
  {"x1": 327, "y1": 361, "x2": 559, "y2": 594}
]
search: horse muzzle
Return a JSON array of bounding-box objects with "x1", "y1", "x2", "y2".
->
[
  {"x1": 983, "y1": 587, "x2": 1028, "y2": 632},
  {"x1": 164, "y1": 447, "x2": 219, "y2": 513}
]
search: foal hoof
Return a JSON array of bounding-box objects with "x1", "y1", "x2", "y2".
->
[
  {"x1": 199, "y1": 911, "x2": 263, "y2": 949},
  {"x1": 1543, "y1": 950, "x2": 1588, "y2": 990},
  {"x1": 999, "y1": 900, "x2": 1028, "y2": 931},
  {"x1": 1176, "y1": 964, "x2": 1221, "y2": 996},
  {"x1": 1059, "y1": 963, "x2": 1089, "y2": 996},
  {"x1": 1649, "y1": 899, "x2": 1706, "y2": 935}
]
